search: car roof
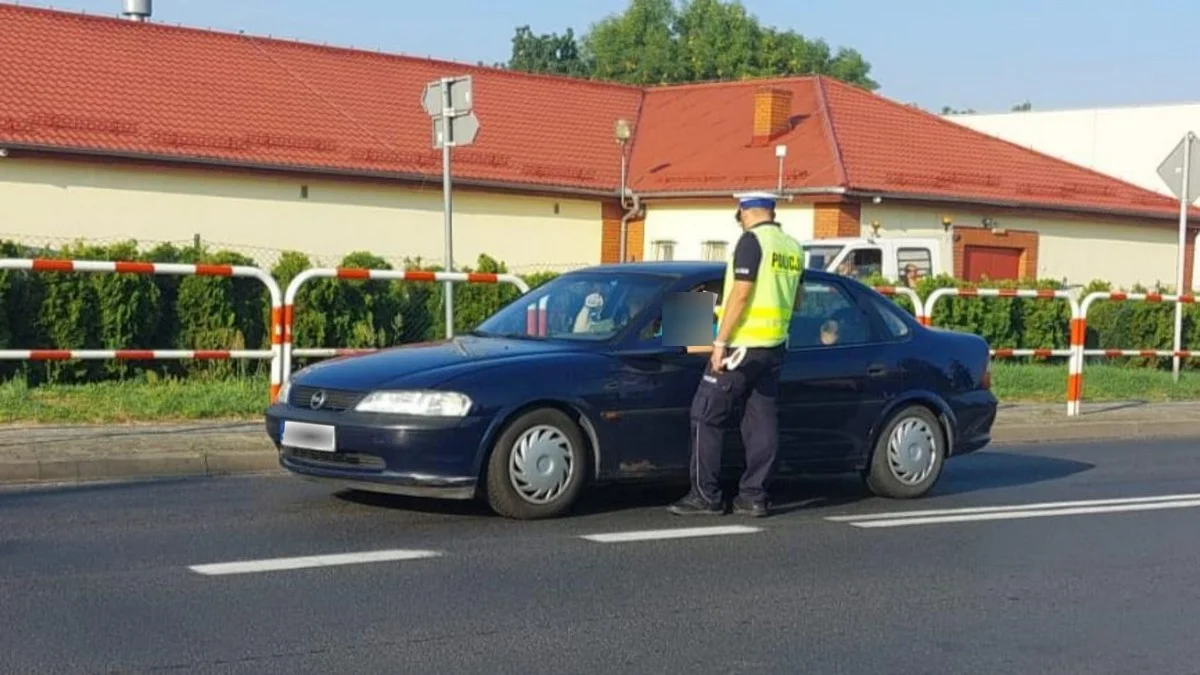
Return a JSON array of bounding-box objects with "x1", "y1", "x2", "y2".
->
[{"x1": 564, "y1": 261, "x2": 836, "y2": 285}]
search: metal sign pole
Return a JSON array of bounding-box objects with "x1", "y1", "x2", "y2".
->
[
  {"x1": 422, "y1": 75, "x2": 479, "y2": 341},
  {"x1": 1156, "y1": 131, "x2": 1198, "y2": 383},
  {"x1": 1173, "y1": 134, "x2": 1192, "y2": 382},
  {"x1": 441, "y1": 78, "x2": 455, "y2": 340}
]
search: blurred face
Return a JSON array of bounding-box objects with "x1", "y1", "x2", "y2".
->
[{"x1": 820, "y1": 321, "x2": 839, "y2": 345}]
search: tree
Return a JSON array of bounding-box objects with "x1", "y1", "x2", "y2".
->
[
  {"x1": 941, "y1": 106, "x2": 976, "y2": 115},
  {"x1": 1011, "y1": 100, "x2": 1033, "y2": 112},
  {"x1": 505, "y1": 25, "x2": 591, "y2": 77},
  {"x1": 504, "y1": 0, "x2": 879, "y2": 90}
]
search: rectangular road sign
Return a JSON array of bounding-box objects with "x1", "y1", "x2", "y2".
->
[
  {"x1": 432, "y1": 112, "x2": 480, "y2": 148},
  {"x1": 422, "y1": 76, "x2": 473, "y2": 117},
  {"x1": 1157, "y1": 133, "x2": 1199, "y2": 203}
]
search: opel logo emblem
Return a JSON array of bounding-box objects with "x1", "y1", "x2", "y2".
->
[{"x1": 309, "y1": 390, "x2": 327, "y2": 410}]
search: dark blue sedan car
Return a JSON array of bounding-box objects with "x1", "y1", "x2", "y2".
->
[{"x1": 265, "y1": 262, "x2": 997, "y2": 519}]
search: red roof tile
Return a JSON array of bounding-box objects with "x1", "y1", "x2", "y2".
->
[
  {"x1": 816, "y1": 77, "x2": 1197, "y2": 220},
  {"x1": 0, "y1": 3, "x2": 1194, "y2": 222},
  {"x1": 0, "y1": 3, "x2": 642, "y2": 193},
  {"x1": 627, "y1": 79, "x2": 843, "y2": 194}
]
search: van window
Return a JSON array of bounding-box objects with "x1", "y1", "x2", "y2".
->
[
  {"x1": 842, "y1": 248, "x2": 882, "y2": 279},
  {"x1": 897, "y1": 247, "x2": 933, "y2": 286},
  {"x1": 804, "y1": 245, "x2": 843, "y2": 270}
]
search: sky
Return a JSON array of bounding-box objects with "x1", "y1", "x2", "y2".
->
[{"x1": 19, "y1": 0, "x2": 1200, "y2": 114}]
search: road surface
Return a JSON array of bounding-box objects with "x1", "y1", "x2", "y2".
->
[{"x1": 3, "y1": 437, "x2": 1199, "y2": 674}]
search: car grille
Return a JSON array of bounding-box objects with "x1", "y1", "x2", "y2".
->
[
  {"x1": 285, "y1": 448, "x2": 386, "y2": 470},
  {"x1": 288, "y1": 385, "x2": 364, "y2": 412}
]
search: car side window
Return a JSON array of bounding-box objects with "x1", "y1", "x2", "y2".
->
[
  {"x1": 788, "y1": 280, "x2": 874, "y2": 349},
  {"x1": 866, "y1": 295, "x2": 912, "y2": 339},
  {"x1": 638, "y1": 279, "x2": 722, "y2": 342}
]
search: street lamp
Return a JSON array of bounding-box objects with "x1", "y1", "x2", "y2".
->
[{"x1": 615, "y1": 119, "x2": 634, "y2": 262}]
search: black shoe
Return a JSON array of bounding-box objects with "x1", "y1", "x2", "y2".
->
[
  {"x1": 733, "y1": 496, "x2": 769, "y2": 518},
  {"x1": 667, "y1": 493, "x2": 725, "y2": 516}
]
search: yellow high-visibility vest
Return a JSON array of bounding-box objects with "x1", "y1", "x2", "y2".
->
[{"x1": 715, "y1": 223, "x2": 803, "y2": 348}]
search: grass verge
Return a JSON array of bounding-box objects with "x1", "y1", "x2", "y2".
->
[
  {"x1": 0, "y1": 363, "x2": 1198, "y2": 424},
  {"x1": 990, "y1": 361, "x2": 1200, "y2": 403},
  {"x1": 0, "y1": 376, "x2": 270, "y2": 425}
]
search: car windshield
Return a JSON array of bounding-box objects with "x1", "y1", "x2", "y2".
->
[
  {"x1": 472, "y1": 272, "x2": 669, "y2": 341},
  {"x1": 804, "y1": 245, "x2": 843, "y2": 270}
]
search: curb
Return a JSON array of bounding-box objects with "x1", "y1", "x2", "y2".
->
[
  {"x1": 991, "y1": 420, "x2": 1200, "y2": 444},
  {"x1": 0, "y1": 450, "x2": 283, "y2": 486},
  {"x1": 2, "y1": 421, "x2": 1200, "y2": 489}
]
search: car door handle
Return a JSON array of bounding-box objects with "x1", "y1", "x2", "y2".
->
[{"x1": 867, "y1": 364, "x2": 888, "y2": 377}]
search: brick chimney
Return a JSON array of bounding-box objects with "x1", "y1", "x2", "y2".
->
[{"x1": 751, "y1": 88, "x2": 793, "y2": 145}]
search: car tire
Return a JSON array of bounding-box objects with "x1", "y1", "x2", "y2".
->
[
  {"x1": 864, "y1": 405, "x2": 945, "y2": 499},
  {"x1": 485, "y1": 407, "x2": 589, "y2": 520}
]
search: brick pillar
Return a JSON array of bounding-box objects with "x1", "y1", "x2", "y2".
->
[{"x1": 813, "y1": 202, "x2": 861, "y2": 238}]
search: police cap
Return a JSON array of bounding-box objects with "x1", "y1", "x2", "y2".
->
[{"x1": 733, "y1": 191, "x2": 779, "y2": 210}]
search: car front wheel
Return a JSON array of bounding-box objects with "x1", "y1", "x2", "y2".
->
[
  {"x1": 485, "y1": 407, "x2": 588, "y2": 519},
  {"x1": 864, "y1": 405, "x2": 945, "y2": 499}
]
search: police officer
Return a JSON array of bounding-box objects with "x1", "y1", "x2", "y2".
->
[{"x1": 668, "y1": 192, "x2": 804, "y2": 518}]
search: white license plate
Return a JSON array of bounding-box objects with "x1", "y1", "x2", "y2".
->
[{"x1": 281, "y1": 421, "x2": 336, "y2": 452}]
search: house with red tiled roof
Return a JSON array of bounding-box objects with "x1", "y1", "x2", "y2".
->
[{"x1": 1, "y1": 3, "x2": 1196, "y2": 287}]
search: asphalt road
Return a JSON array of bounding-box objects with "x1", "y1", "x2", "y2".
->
[{"x1": 3, "y1": 438, "x2": 1200, "y2": 675}]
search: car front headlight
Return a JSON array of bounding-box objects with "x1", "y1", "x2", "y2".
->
[{"x1": 354, "y1": 390, "x2": 473, "y2": 416}]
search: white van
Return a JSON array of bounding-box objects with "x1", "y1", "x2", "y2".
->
[{"x1": 803, "y1": 236, "x2": 949, "y2": 283}]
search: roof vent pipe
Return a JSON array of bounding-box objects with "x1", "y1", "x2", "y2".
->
[{"x1": 122, "y1": 0, "x2": 151, "y2": 22}]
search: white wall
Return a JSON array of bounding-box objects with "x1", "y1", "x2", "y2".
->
[
  {"x1": 641, "y1": 201, "x2": 816, "y2": 261},
  {"x1": 0, "y1": 156, "x2": 601, "y2": 273},
  {"x1": 863, "y1": 203, "x2": 1195, "y2": 290},
  {"x1": 945, "y1": 103, "x2": 1200, "y2": 196}
]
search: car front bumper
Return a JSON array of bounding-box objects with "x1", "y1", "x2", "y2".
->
[{"x1": 264, "y1": 403, "x2": 491, "y2": 500}]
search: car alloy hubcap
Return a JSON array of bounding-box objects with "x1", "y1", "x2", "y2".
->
[
  {"x1": 509, "y1": 425, "x2": 575, "y2": 504},
  {"x1": 887, "y1": 417, "x2": 937, "y2": 485}
]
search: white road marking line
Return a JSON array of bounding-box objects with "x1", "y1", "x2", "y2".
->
[
  {"x1": 580, "y1": 525, "x2": 762, "y2": 543},
  {"x1": 188, "y1": 549, "x2": 443, "y2": 576},
  {"x1": 826, "y1": 493, "x2": 1200, "y2": 522},
  {"x1": 837, "y1": 499, "x2": 1200, "y2": 529}
]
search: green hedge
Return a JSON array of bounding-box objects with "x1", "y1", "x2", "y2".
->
[
  {"x1": 1, "y1": 237, "x2": 1196, "y2": 387},
  {"x1": 0, "y1": 239, "x2": 559, "y2": 385}
]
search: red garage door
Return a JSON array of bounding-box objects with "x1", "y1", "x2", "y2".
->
[{"x1": 963, "y1": 245, "x2": 1021, "y2": 282}]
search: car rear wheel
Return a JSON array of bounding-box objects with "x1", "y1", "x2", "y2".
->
[
  {"x1": 485, "y1": 408, "x2": 588, "y2": 520},
  {"x1": 864, "y1": 405, "x2": 945, "y2": 499}
]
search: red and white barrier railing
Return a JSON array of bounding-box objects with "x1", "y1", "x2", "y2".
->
[
  {"x1": 871, "y1": 286, "x2": 927, "y2": 325},
  {"x1": 281, "y1": 268, "x2": 530, "y2": 381},
  {"x1": 988, "y1": 348, "x2": 1074, "y2": 359},
  {"x1": 923, "y1": 287, "x2": 1084, "y2": 415},
  {"x1": 1073, "y1": 291, "x2": 1198, "y2": 414},
  {"x1": 0, "y1": 258, "x2": 284, "y2": 401}
]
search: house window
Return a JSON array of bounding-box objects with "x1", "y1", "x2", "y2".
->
[
  {"x1": 652, "y1": 240, "x2": 675, "y2": 261},
  {"x1": 701, "y1": 240, "x2": 727, "y2": 261}
]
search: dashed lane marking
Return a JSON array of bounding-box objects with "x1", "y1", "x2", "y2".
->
[
  {"x1": 827, "y1": 493, "x2": 1200, "y2": 529},
  {"x1": 580, "y1": 525, "x2": 762, "y2": 543},
  {"x1": 188, "y1": 549, "x2": 443, "y2": 576}
]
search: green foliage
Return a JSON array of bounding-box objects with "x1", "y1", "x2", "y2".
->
[{"x1": 505, "y1": 0, "x2": 880, "y2": 90}]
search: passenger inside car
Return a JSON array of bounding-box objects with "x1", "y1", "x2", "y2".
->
[{"x1": 820, "y1": 319, "x2": 840, "y2": 345}]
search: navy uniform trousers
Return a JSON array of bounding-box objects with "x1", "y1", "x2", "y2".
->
[{"x1": 688, "y1": 344, "x2": 786, "y2": 505}]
